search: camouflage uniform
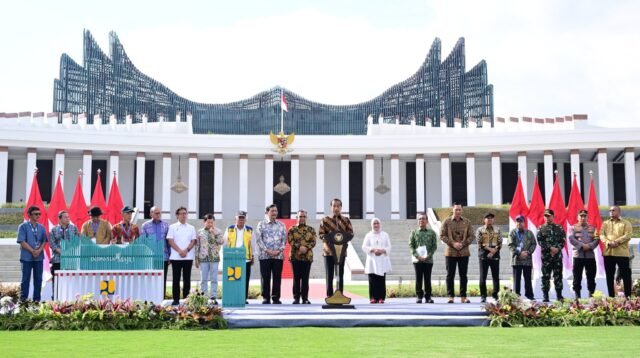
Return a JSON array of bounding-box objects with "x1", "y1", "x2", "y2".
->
[{"x1": 537, "y1": 222, "x2": 566, "y2": 296}]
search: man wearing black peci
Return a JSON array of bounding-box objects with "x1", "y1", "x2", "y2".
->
[{"x1": 319, "y1": 198, "x2": 354, "y2": 298}]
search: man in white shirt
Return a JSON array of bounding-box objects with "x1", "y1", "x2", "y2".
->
[
  {"x1": 223, "y1": 211, "x2": 254, "y2": 304},
  {"x1": 167, "y1": 206, "x2": 197, "y2": 305}
]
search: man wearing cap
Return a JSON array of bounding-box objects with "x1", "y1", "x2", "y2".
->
[
  {"x1": 508, "y1": 215, "x2": 537, "y2": 300},
  {"x1": 81, "y1": 206, "x2": 112, "y2": 244},
  {"x1": 439, "y1": 202, "x2": 473, "y2": 304},
  {"x1": 111, "y1": 206, "x2": 140, "y2": 244},
  {"x1": 537, "y1": 209, "x2": 566, "y2": 302},
  {"x1": 601, "y1": 205, "x2": 633, "y2": 298},
  {"x1": 475, "y1": 212, "x2": 502, "y2": 303},
  {"x1": 569, "y1": 209, "x2": 600, "y2": 299},
  {"x1": 223, "y1": 210, "x2": 254, "y2": 303}
]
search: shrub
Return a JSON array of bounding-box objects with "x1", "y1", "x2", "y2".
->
[
  {"x1": 0, "y1": 284, "x2": 20, "y2": 302},
  {"x1": 0, "y1": 213, "x2": 23, "y2": 225}
]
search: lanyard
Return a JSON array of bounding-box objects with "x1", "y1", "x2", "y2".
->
[
  {"x1": 122, "y1": 223, "x2": 131, "y2": 238},
  {"x1": 91, "y1": 221, "x2": 100, "y2": 236},
  {"x1": 516, "y1": 230, "x2": 525, "y2": 247}
]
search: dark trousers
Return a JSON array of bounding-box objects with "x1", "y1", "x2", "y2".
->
[
  {"x1": 50, "y1": 262, "x2": 61, "y2": 300},
  {"x1": 445, "y1": 256, "x2": 469, "y2": 297},
  {"x1": 513, "y1": 265, "x2": 534, "y2": 299},
  {"x1": 171, "y1": 260, "x2": 193, "y2": 303},
  {"x1": 259, "y1": 259, "x2": 283, "y2": 301},
  {"x1": 325, "y1": 255, "x2": 345, "y2": 297},
  {"x1": 573, "y1": 258, "x2": 597, "y2": 295},
  {"x1": 479, "y1": 259, "x2": 500, "y2": 299},
  {"x1": 245, "y1": 261, "x2": 252, "y2": 300},
  {"x1": 291, "y1": 260, "x2": 312, "y2": 300},
  {"x1": 163, "y1": 260, "x2": 170, "y2": 299},
  {"x1": 368, "y1": 273, "x2": 386, "y2": 300},
  {"x1": 604, "y1": 256, "x2": 631, "y2": 297},
  {"x1": 20, "y1": 260, "x2": 43, "y2": 302},
  {"x1": 413, "y1": 262, "x2": 433, "y2": 299}
]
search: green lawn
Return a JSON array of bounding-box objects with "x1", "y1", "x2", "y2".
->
[{"x1": 1, "y1": 327, "x2": 638, "y2": 357}]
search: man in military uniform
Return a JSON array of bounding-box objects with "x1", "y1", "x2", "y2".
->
[
  {"x1": 569, "y1": 209, "x2": 599, "y2": 299},
  {"x1": 537, "y1": 209, "x2": 566, "y2": 302},
  {"x1": 475, "y1": 212, "x2": 502, "y2": 303}
]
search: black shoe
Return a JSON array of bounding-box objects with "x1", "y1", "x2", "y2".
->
[
  {"x1": 556, "y1": 296, "x2": 564, "y2": 302},
  {"x1": 171, "y1": 301, "x2": 180, "y2": 306},
  {"x1": 293, "y1": 299, "x2": 300, "y2": 304},
  {"x1": 543, "y1": 293, "x2": 550, "y2": 303},
  {"x1": 425, "y1": 298, "x2": 434, "y2": 304},
  {"x1": 302, "y1": 299, "x2": 311, "y2": 304},
  {"x1": 480, "y1": 297, "x2": 487, "y2": 303},
  {"x1": 245, "y1": 300, "x2": 249, "y2": 304},
  {"x1": 416, "y1": 298, "x2": 423, "y2": 304},
  {"x1": 262, "y1": 299, "x2": 271, "y2": 304},
  {"x1": 211, "y1": 298, "x2": 218, "y2": 305},
  {"x1": 574, "y1": 292, "x2": 581, "y2": 300},
  {"x1": 272, "y1": 299, "x2": 282, "y2": 304}
]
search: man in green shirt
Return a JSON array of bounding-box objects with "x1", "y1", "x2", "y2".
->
[{"x1": 409, "y1": 213, "x2": 438, "y2": 303}]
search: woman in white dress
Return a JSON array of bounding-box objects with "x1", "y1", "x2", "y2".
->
[{"x1": 362, "y1": 218, "x2": 392, "y2": 303}]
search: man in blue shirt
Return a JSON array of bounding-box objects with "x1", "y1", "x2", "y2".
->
[
  {"x1": 16, "y1": 206, "x2": 48, "y2": 302},
  {"x1": 141, "y1": 206, "x2": 171, "y2": 298}
]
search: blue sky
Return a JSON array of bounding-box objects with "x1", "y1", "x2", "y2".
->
[{"x1": 1, "y1": 0, "x2": 639, "y2": 126}]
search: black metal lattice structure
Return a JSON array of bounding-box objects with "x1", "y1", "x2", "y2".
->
[{"x1": 53, "y1": 30, "x2": 493, "y2": 135}]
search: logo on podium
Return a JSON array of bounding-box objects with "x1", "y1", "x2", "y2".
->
[
  {"x1": 227, "y1": 266, "x2": 242, "y2": 281},
  {"x1": 100, "y1": 280, "x2": 115, "y2": 295}
]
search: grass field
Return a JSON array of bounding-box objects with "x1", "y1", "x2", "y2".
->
[{"x1": 1, "y1": 327, "x2": 639, "y2": 357}]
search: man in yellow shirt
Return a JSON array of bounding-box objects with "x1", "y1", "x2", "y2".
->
[{"x1": 600, "y1": 205, "x2": 633, "y2": 297}]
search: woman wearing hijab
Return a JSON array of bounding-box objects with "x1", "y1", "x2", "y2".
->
[{"x1": 362, "y1": 218, "x2": 392, "y2": 303}]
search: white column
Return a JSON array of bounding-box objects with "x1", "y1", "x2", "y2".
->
[
  {"x1": 213, "y1": 154, "x2": 223, "y2": 219},
  {"x1": 161, "y1": 153, "x2": 172, "y2": 219},
  {"x1": 188, "y1": 153, "x2": 198, "y2": 219},
  {"x1": 597, "y1": 148, "x2": 609, "y2": 205},
  {"x1": 466, "y1": 153, "x2": 476, "y2": 206},
  {"x1": 291, "y1": 155, "x2": 299, "y2": 218},
  {"x1": 26, "y1": 148, "x2": 37, "y2": 202},
  {"x1": 365, "y1": 155, "x2": 375, "y2": 219},
  {"x1": 517, "y1": 151, "x2": 528, "y2": 201},
  {"x1": 570, "y1": 149, "x2": 581, "y2": 190},
  {"x1": 108, "y1": 151, "x2": 119, "y2": 197},
  {"x1": 415, "y1": 154, "x2": 425, "y2": 214},
  {"x1": 624, "y1": 147, "x2": 637, "y2": 205},
  {"x1": 440, "y1": 154, "x2": 451, "y2": 207},
  {"x1": 239, "y1": 155, "x2": 248, "y2": 213},
  {"x1": 135, "y1": 153, "x2": 145, "y2": 217},
  {"x1": 390, "y1": 155, "x2": 400, "y2": 219},
  {"x1": 315, "y1": 155, "x2": 325, "y2": 219},
  {"x1": 54, "y1": 149, "x2": 65, "y2": 186},
  {"x1": 544, "y1": 150, "x2": 554, "y2": 203},
  {"x1": 491, "y1": 152, "x2": 502, "y2": 205},
  {"x1": 0, "y1": 147, "x2": 8, "y2": 205},
  {"x1": 82, "y1": 150, "x2": 92, "y2": 205},
  {"x1": 264, "y1": 155, "x2": 274, "y2": 208},
  {"x1": 340, "y1": 155, "x2": 350, "y2": 217}
]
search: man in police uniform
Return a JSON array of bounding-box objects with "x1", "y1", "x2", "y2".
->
[
  {"x1": 537, "y1": 209, "x2": 566, "y2": 302},
  {"x1": 569, "y1": 209, "x2": 599, "y2": 299}
]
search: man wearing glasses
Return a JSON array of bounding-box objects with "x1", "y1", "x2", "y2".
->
[
  {"x1": 17, "y1": 206, "x2": 48, "y2": 302},
  {"x1": 601, "y1": 206, "x2": 633, "y2": 297}
]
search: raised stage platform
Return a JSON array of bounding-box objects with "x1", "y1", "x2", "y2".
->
[{"x1": 223, "y1": 297, "x2": 489, "y2": 328}]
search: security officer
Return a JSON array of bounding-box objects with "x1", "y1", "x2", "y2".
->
[
  {"x1": 569, "y1": 209, "x2": 599, "y2": 299},
  {"x1": 537, "y1": 209, "x2": 566, "y2": 302}
]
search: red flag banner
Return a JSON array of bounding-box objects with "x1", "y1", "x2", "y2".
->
[
  {"x1": 587, "y1": 175, "x2": 605, "y2": 276},
  {"x1": 509, "y1": 174, "x2": 529, "y2": 228},
  {"x1": 564, "y1": 174, "x2": 585, "y2": 271},
  {"x1": 527, "y1": 173, "x2": 545, "y2": 277},
  {"x1": 47, "y1": 172, "x2": 68, "y2": 227},
  {"x1": 106, "y1": 173, "x2": 124, "y2": 225},
  {"x1": 548, "y1": 173, "x2": 567, "y2": 225},
  {"x1": 90, "y1": 170, "x2": 108, "y2": 216},
  {"x1": 68, "y1": 173, "x2": 88, "y2": 227}
]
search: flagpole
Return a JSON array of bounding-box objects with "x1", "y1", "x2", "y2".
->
[{"x1": 280, "y1": 87, "x2": 284, "y2": 133}]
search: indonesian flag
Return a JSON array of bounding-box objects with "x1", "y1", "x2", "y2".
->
[
  {"x1": 548, "y1": 173, "x2": 568, "y2": 269},
  {"x1": 68, "y1": 173, "x2": 88, "y2": 227},
  {"x1": 23, "y1": 171, "x2": 52, "y2": 282},
  {"x1": 508, "y1": 173, "x2": 529, "y2": 230},
  {"x1": 47, "y1": 172, "x2": 68, "y2": 227},
  {"x1": 281, "y1": 92, "x2": 288, "y2": 112},
  {"x1": 90, "y1": 170, "x2": 108, "y2": 217},
  {"x1": 565, "y1": 174, "x2": 585, "y2": 272},
  {"x1": 106, "y1": 173, "x2": 124, "y2": 225},
  {"x1": 528, "y1": 173, "x2": 545, "y2": 279},
  {"x1": 587, "y1": 175, "x2": 605, "y2": 277}
]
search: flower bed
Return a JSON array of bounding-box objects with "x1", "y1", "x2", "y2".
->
[
  {"x1": 0, "y1": 291, "x2": 226, "y2": 330},
  {"x1": 485, "y1": 288, "x2": 640, "y2": 327}
]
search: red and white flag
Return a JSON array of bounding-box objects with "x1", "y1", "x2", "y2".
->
[
  {"x1": 90, "y1": 170, "x2": 108, "y2": 217},
  {"x1": 509, "y1": 173, "x2": 529, "y2": 230},
  {"x1": 565, "y1": 174, "x2": 585, "y2": 272},
  {"x1": 68, "y1": 173, "x2": 88, "y2": 227},
  {"x1": 281, "y1": 92, "x2": 288, "y2": 112},
  {"x1": 586, "y1": 175, "x2": 605, "y2": 277},
  {"x1": 106, "y1": 173, "x2": 124, "y2": 226},
  {"x1": 47, "y1": 172, "x2": 68, "y2": 227},
  {"x1": 548, "y1": 172, "x2": 568, "y2": 270},
  {"x1": 528, "y1": 173, "x2": 545, "y2": 278}
]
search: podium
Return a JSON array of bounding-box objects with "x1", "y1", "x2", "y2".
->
[
  {"x1": 323, "y1": 231, "x2": 355, "y2": 309},
  {"x1": 222, "y1": 247, "x2": 247, "y2": 308}
]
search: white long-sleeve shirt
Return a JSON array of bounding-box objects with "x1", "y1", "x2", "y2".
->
[{"x1": 362, "y1": 230, "x2": 392, "y2": 276}]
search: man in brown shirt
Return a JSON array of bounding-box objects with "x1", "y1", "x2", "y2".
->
[
  {"x1": 318, "y1": 198, "x2": 354, "y2": 298},
  {"x1": 440, "y1": 202, "x2": 472, "y2": 303}
]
